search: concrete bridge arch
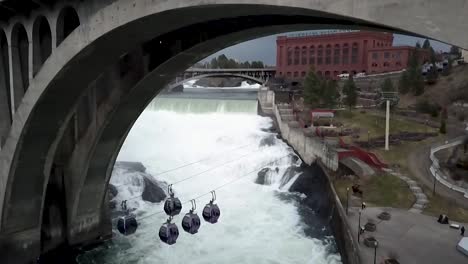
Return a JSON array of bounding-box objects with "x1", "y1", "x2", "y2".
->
[{"x1": 0, "y1": 0, "x2": 466, "y2": 262}]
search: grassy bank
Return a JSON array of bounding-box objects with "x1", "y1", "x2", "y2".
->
[
  {"x1": 334, "y1": 174, "x2": 415, "y2": 209},
  {"x1": 334, "y1": 110, "x2": 435, "y2": 143}
]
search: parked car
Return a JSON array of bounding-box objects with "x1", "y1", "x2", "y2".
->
[{"x1": 338, "y1": 73, "x2": 350, "y2": 79}]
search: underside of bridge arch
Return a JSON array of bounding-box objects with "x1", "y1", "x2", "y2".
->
[
  {"x1": 1, "y1": 1, "x2": 467, "y2": 262},
  {"x1": 56, "y1": 6, "x2": 80, "y2": 46},
  {"x1": 10, "y1": 24, "x2": 29, "y2": 111},
  {"x1": 0, "y1": 30, "x2": 11, "y2": 147},
  {"x1": 33, "y1": 16, "x2": 52, "y2": 77}
]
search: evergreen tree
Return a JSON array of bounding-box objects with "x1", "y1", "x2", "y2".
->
[
  {"x1": 210, "y1": 57, "x2": 218, "y2": 68},
  {"x1": 217, "y1": 54, "x2": 229, "y2": 68},
  {"x1": 440, "y1": 118, "x2": 447, "y2": 134},
  {"x1": 381, "y1": 78, "x2": 394, "y2": 92},
  {"x1": 206, "y1": 54, "x2": 265, "y2": 69},
  {"x1": 251, "y1": 61, "x2": 265, "y2": 68},
  {"x1": 342, "y1": 77, "x2": 358, "y2": 109},
  {"x1": 398, "y1": 71, "x2": 410, "y2": 94},
  {"x1": 322, "y1": 80, "x2": 339, "y2": 108},
  {"x1": 415, "y1": 41, "x2": 422, "y2": 49},
  {"x1": 303, "y1": 69, "x2": 323, "y2": 107},
  {"x1": 426, "y1": 66, "x2": 439, "y2": 84},
  {"x1": 422, "y1": 39, "x2": 431, "y2": 49},
  {"x1": 450, "y1": 45, "x2": 461, "y2": 58},
  {"x1": 430, "y1": 47, "x2": 437, "y2": 64},
  {"x1": 406, "y1": 50, "x2": 425, "y2": 95},
  {"x1": 411, "y1": 72, "x2": 425, "y2": 96}
]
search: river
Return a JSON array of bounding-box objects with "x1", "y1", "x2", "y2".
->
[{"x1": 77, "y1": 87, "x2": 341, "y2": 264}]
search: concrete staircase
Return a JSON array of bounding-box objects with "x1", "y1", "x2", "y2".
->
[{"x1": 383, "y1": 168, "x2": 429, "y2": 213}]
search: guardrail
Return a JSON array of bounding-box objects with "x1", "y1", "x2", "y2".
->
[{"x1": 429, "y1": 136, "x2": 468, "y2": 198}]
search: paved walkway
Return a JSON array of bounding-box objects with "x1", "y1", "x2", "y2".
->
[
  {"x1": 347, "y1": 207, "x2": 467, "y2": 264},
  {"x1": 382, "y1": 168, "x2": 429, "y2": 213},
  {"x1": 407, "y1": 142, "x2": 468, "y2": 210}
]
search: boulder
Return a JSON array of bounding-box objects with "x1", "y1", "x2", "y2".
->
[
  {"x1": 256, "y1": 168, "x2": 271, "y2": 185},
  {"x1": 115, "y1": 161, "x2": 146, "y2": 173},
  {"x1": 171, "y1": 84, "x2": 184, "y2": 92},
  {"x1": 259, "y1": 135, "x2": 276, "y2": 147},
  {"x1": 108, "y1": 184, "x2": 118, "y2": 199},
  {"x1": 279, "y1": 166, "x2": 302, "y2": 189},
  {"x1": 142, "y1": 176, "x2": 166, "y2": 203}
]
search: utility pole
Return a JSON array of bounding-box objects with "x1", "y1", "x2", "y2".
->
[
  {"x1": 357, "y1": 209, "x2": 362, "y2": 243},
  {"x1": 346, "y1": 187, "x2": 350, "y2": 215},
  {"x1": 385, "y1": 100, "x2": 390, "y2": 151}
]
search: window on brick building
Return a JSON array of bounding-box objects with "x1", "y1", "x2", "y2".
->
[
  {"x1": 383, "y1": 62, "x2": 390, "y2": 67},
  {"x1": 309, "y1": 46, "x2": 315, "y2": 65},
  {"x1": 372, "y1": 52, "x2": 378, "y2": 60},
  {"x1": 294, "y1": 47, "x2": 300, "y2": 65},
  {"x1": 333, "y1": 71, "x2": 339, "y2": 77},
  {"x1": 301, "y1": 71, "x2": 306, "y2": 77},
  {"x1": 317, "y1": 45, "x2": 323, "y2": 65},
  {"x1": 294, "y1": 71, "x2": 298, "y2": 77},
  {"x1": 351, "y1": 42, "x2": 358, "y2": 64},
  {"x1": 325, "y1": 71, "x2": 331, "y2": 78},
  {"x1": 287, "y1": 72, "x2": 291, "y2": 77},
  {"x1": 384, "y1": 52, "x2": 390, "y2": 59},
  {"x1": 287, "y1": 47, "x2": 292, "y2": 65},
  {"x1": 301, "y1": 46, "x2": 307, "y2": 65},
  {"x1": 334, "y1": 44, "x2": 340, "y2": 65},
  {"x1": 325, "y1": 44, "x2": 332, "y2": 65},
  {"x1": 372, "y1": 63, "x2": 378, "y2": 67},
  {"x1": 342, "y1": 43, "x2": 349, "y2": 64},
  {"x1": 317, "y1": 71, "x2": 322, "y2": 76},
  {"x1": 396, "y1": 62, "x2": 402, "y2": 66}
]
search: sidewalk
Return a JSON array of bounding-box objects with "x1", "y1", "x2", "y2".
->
[{"x1": 347, "y1": 207, "x2": 467, "y2": 264}]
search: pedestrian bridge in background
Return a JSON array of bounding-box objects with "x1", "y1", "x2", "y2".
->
[
  {"x1": 0, "y1": 0, "x2": 467, "y2": 262},
  {"x1": 166, "y1": 68, "x2": 275, "y2": 92}
]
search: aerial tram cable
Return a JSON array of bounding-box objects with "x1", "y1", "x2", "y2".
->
[
  {"x1": 113, "y1": 142, "x2": 256, "y2": 188},
  {"x1": 114, "y1": 155, "x2": 290, "y2": 240},
  {"x1": 114, "y1": 146, "x2": 267, "y2": 202}
]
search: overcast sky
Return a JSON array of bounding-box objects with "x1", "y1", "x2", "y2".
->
[{"x1": 202, "y1": 31, "x2": 451, "y2": 66}]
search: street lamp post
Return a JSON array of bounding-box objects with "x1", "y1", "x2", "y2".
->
[
  {"x1": 367, "y1": 131, "x2": 370, "y2": 149},
  {"x1": 433, "y1": 168, "x2": 437, "y2": 195},
  {"x1": 373, "y1": 241, "x2": 379, "y2": 264},
  {"x1": 385, "y1": 99, "x2": 390, "y2": 151},
  {"x1": 346, "y1": 187, "x2": 350, "y2": 215},
  {"x1": 357, "y1": 209, "x2": 362, "y2": 243}
]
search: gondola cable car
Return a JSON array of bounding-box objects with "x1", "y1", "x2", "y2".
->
[
  {"x1": 117, "y1": 200, "x2": 138, "y2": 235},
  {"x1": 202, "y1": 191, "x2": 221, "y2": 224},
  {"x1": 163, "y1": 184, "x2": 182, "y2": 216},
  {"x1": 181, "y1": 199, "x2": 201, "y2": 234},
  {"x1": 159, "y1": 216, "x2": 179, "y2": 245}
]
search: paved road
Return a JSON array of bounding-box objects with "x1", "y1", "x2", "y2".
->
[
  {"x1": 347, "y1": 207, "x2": 467, "y2": 264},
  {"x1": 407, "y1": 139, "x2": 468, "y2": 210}
]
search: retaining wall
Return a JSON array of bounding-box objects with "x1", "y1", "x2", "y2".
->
[
  {"x1": 273, "y1": 103, "x2": 339, "y2": 170},
  {"x1": 259, "y1": 89, "x2": 360, "y2": 263},
  {"x1": 429, "y1": 137, "x2": 468, "y2": 198},
  {"x1": 319, "y1": 162, "x2": 361, "y2": 264}
]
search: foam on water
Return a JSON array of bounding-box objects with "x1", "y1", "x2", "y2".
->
[{"x1": 79, "y1": 98, "x2": 341, "y2": 264}]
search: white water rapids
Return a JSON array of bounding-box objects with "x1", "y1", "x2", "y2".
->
[{"x1": 77, "y1": 93, "x2": 341, "y2": 264}]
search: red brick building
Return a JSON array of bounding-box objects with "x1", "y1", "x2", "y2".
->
[{"x1": 276, "y1": 31, "x2": 428, "y2": 79}]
